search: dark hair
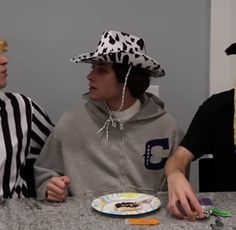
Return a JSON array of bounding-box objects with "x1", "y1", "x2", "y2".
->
[{"x1": 112, "y1": 63, "x2": 151, "y2": 98}]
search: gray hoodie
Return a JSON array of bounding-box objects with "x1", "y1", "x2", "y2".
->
[{"x1": 35, "y1": 93, "x2": 183, "y2": 198}]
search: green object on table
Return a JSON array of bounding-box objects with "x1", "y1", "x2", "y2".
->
[{"x1": 211, "y1": 208, "x2": 232, "y2": 217}]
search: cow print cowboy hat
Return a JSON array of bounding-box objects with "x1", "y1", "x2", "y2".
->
[{"x1": 70, "y1": 30, "x2": 165, "y2": 78}]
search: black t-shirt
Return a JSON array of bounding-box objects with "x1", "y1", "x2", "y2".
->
[{"x1": 181, "y1": 89, "x2": 236, "y2": 191}]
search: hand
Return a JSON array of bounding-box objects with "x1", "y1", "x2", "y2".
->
[
  {"x1": 46, "y1": 176, "x2": 70, "y2": 202},
  {"x1": 167, "y1": 172, "x2": 205, "y2": 221}
]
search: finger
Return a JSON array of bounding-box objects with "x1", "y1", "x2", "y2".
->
[
  {"x1": 50, "y1": 177, "x2": 67, "y2": 189},
  {"x1": 61, "y1": 176, "x2": 70, "y2": 186},
  {"x1": 167, "y1": 192, "x2": 188, "y2": 219},
  {"x1": 168, "y1": 203, "x2": 187, "y2": 219},
  {"x1": 47, "y1": 181, "x2": 66, "y2": 195},
  {"x1": 47, "y1": 193, "x2": 64, "y2": 202},
  {"x1": 179, "y1": 197, "x2": 196, "y2": 220},
  {"x1": 185, "y1": 191, "x2": 204, "y2": 219},
  {"x1": 47, "y1": 189, "x2": 67, "y2": 201},
  {"x1": 189, "y1": 198, "x2": 204, "y2": 219},
  {"x1": 47, "y1": 190, "x2": 66, "y2": 201}
]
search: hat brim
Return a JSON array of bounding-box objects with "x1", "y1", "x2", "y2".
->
[
  {"x1": 225, "y1": 43, "x2": 236, "y2": 55},
  {"x1": 70, "y1": 51, "x2": 165, "y2": 78}
]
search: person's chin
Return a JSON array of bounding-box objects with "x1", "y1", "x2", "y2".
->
[
  {"x1": 0, "y1": 80, "x2": 7, "y2": 89},
  {"x1": 89, "y1": 93, "x2": 101, "y2": 101}
]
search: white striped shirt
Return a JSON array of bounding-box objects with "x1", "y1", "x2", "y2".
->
[{"x1": 0, "y1": 91, "x2": 53, "y2": 198}]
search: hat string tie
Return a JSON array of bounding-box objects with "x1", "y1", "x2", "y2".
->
[
  {"x1": 96, "y1": 107, "x2": 121, "y2": 141},
  {"x1": 96, "y1": 65, "x2": 131, "y2": 142}
]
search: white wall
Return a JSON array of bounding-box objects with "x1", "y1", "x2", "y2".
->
[
  {"x1": 210, "y1": 0, "x2": 236, "y2": 95},
  {"x1": 230, "y1": 0, "x2": 236, "y2": 82}
]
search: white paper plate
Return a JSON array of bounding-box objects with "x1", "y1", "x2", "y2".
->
[{"x1": 91, "y1": 192, "x2": 161, "y2": 215}]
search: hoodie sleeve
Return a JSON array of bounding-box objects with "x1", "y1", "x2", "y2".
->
[{"x1": 34, "y1": 130, "x2": 64, "y2": 198}]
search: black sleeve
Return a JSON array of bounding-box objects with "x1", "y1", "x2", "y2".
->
[{"x1": 180, "y1": 100, "x2": 213, "y2": 160}]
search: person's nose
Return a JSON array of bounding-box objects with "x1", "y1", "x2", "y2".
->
[
  {"x1": 0, "y1": 54, "x2": 8, "y2": 65},
  {"x1": 87, "y1": 70, "x2": 95, "y2": 81}
]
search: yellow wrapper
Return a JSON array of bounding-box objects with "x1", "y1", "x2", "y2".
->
[{"x1": 0, "y1": 39, "x2": 8, "y2": 52}]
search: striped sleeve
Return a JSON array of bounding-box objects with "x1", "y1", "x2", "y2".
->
[{"x1": 28, "y1": 98, "x2": 54, "y2": 158}]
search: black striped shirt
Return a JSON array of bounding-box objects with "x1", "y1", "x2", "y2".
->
[{"x1": 0, "y1": 91, "x2": 53, "y2": 198}]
